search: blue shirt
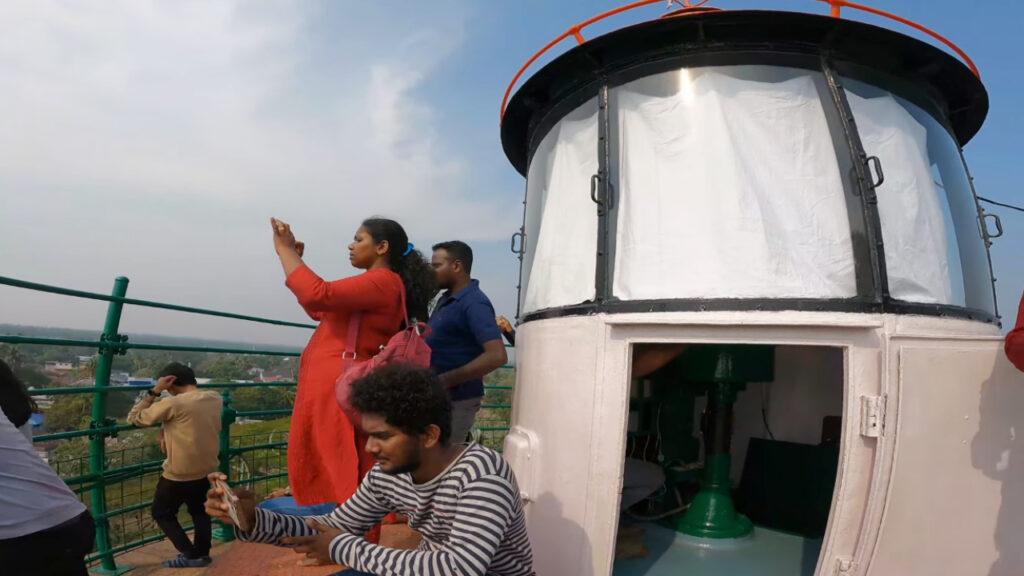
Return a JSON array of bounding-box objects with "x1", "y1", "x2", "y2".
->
[{"x1": 426, "y1": 280, "x2": 503, "y2": 401}]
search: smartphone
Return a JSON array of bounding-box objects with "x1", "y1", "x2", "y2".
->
[{"x1": 215, "y1": 478, "x2": 249, "y2": 532}]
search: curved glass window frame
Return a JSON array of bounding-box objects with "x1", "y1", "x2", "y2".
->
[
  {"x1": 512, "y1": 53, "x2": 998, "y2": 325},
  {"x1": 840, "y1": 75, "x2": 996, "y2": 315}
]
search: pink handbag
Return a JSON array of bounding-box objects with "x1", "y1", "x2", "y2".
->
[{"x1": 334, "y1": 286, "x2": 431, "y2": 419}]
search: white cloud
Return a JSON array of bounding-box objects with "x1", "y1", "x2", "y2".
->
[{"x1": 0, "y1": 0, "x2": 520, "y2": 342}]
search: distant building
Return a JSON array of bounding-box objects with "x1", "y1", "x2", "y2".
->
[
  {"x1": 43, "y1": 361, "x2": 73, "y2": 372},
  {"x1": 127, "y1": 377, "x2": 153, "y2": 387}
]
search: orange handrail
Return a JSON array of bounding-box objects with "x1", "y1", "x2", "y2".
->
[
  {"x1": 499, "y1": 0, "x2": 665, "y2": 127},
  {"x1": 499, "y1": 1, "x2": 980, "y2": 124},
  {"x1": 817, "y1": 0, "x2": 979, "y2": 79}
]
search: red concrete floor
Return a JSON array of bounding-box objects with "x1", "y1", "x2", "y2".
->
[{"x1": 103, "y1": 525, "x2": 420, "y2": 576}]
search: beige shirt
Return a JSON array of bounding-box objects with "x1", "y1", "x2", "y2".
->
[{"x1": 127, "y1": 389, "x2": 222, "y2": 481}]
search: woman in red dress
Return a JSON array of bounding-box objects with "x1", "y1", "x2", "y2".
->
[
  {"x1": 270, "y1": 216, "x2": 435, "y2": 512},
  {"x1": 1007, "y1": 292, "x2": 1024, "y2": 372}
]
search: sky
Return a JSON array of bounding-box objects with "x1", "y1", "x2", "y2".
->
[{"x1": 1, "y1": 0, "x2": 1022, "y2": 348}]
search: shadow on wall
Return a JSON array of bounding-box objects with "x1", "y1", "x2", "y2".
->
[
  {"x1": 972, "y1": 358, "x2": 1024, "y2": 576},
  {"x1": 530, "y1": 492, "x2": 593, "y2": 576}
]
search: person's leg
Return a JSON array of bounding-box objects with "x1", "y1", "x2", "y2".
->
[
  {"x1": 151, "y1": 476, "x2": 198, "y2": 557},
  {"x1": 258, "y1": 496, "x2": 337, "y2": 516},
  {"x1": 182, "y1": 478, "x2": 212, "y2": 558},
  {"x1": 621, "y1": 458, "x2": 666, "y2": 511},
  {"x1": 448, "y1": 397, "x2": 482, "y2": 445}
]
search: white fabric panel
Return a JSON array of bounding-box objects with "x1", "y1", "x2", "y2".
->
[
  {"x1": 521, "y1": 99, "x2": 599, "y2": 314},
  {"x1": 846, "y1": 90, "x2": 953, "y2": 304},
  {"x1": 613, "y1": 67, "x2": 856, "y2": 300}
]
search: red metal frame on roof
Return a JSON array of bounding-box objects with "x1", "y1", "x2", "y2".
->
[{"x1": 499, "y1": 0, "x2": 981, "y2": 124}]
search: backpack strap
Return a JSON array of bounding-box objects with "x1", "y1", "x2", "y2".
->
[{"x1": 343, "y1": 312, "x2": 362, "y2": 360}]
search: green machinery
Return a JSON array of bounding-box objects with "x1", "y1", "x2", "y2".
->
[{"x1": 629, "y1": 345, "x2": 774, "y2": 539}]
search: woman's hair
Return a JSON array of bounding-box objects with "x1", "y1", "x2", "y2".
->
[
  {"x1": 361, "y1": 217, "x2": 438, "y2": 321},
  {"x1": 0, "y1": 359, "x2": 38, "y2": 428}
]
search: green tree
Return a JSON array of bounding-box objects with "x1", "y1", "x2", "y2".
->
[
  {"x1": 231, "y1": 387, "x2": 295, "y2": 413},
  {"x1": 199, "y1": 355, "x2": 250, "y2": 381},
  {"x1": 0, "y1": 343, "x2": 24, "y2": 368},
  {"x1": 45, "y1": 395, "x2": 93, "y2": 431},
  {"x1": 16, "y1": 365, "x2": 50, "y2": 388}
]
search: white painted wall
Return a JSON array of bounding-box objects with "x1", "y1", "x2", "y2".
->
[{"x1": 507, "y1": 311, "x2": 1023, "y2": 576}]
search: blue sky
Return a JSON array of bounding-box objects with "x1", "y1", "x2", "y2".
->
[{"x1": 0, "y1": 0, "x2": 1021, "y2": 345}]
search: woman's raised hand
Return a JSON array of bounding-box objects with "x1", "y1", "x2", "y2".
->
[{"x1": 271, "y1": 217, "x2": 298, "y2": 254}]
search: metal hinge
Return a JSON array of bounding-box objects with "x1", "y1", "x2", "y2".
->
[{"x1": 860, "y1": 395, "x2": 886, "y2": 438}]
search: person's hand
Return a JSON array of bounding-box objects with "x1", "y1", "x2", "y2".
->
[
  {"x1": 496, "y1": 315, "x2": 514, "y2": 334},
  {"x1": 157, "y1": 429, "x2": 167, "y2": 455},
  {"x1": 294, "y1": 241, "x2": 305, "y2": 258},
  {"x1": 281, "y1": 519, "x2": 344, "y2": 566},
  {"x1": 265, "y1": 486, "x2": 292, "y2": 500},
  {"x1": 204, "y1": 473, "x2": 256, "y2": 531},
  {"x1": 153, "y1": 375, "x2": 176, "y2": 394},
  {"x1": 271, "y1": 217, "x2": 298, "y2": 254}
]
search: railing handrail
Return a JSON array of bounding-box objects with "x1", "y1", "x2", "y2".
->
[
  {"x1": 0, "y1": 334, "x2": 302, "y2": 357},
  {"x1": 0, "y1": 275, "x2": 316, "y2": 330},
  {"x1": 4, "y1": 272, "x2": 515, "y2": 571},
  {"x1": 499, "y1": 0, "x2": 981, "y2": 123}
]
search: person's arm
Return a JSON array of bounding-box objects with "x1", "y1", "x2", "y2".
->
[
  {"x1": 497, "y1": 315, "x2": 516, "y2": 347},
  {"x1": 632, "y1": 344, "x2": 689, "y2": 379},
  {"x1": 1006, "y1": 293, "x2": 1024, "y2": 372},
  {"x1": 235, "y1": 471, "x2": 391, "y2": 545},
  {"x1": 439, "y1": 301, "x2": 508, "y2": 388},
  {"x1": 126, "y1": 377, "x2": 176, "y2": 427},
  {"x1": 285, "y1": 266, "x2": 396, "y2": 315},
  {"x1": 328, "y1": 475, "x2": 519, "y2": 575},
  {"x1": 269, "y1": 220, "x2": 323, "y2": 320},
  {"x1": 439, "y1": 340, "x2": 507, "y2": 389}
]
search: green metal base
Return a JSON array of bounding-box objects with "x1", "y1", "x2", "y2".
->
[
  {"x1": 213, "y1": 523, "x2": 236, "y2": 542},
  {"x1": 677, "y1": 489, "x2": 754, "y2": 539},
  {"x1": 89, "y1": 564, "x2": 134, "y2": 576}
]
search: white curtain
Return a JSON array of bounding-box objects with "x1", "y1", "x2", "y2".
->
[
  {"x1": 521, "y1": 98, "x2": 599, "y2": 314},
  {"x1": 612, "y1": 66, "x2": 856, "y2": 300},
  {"x1": 845, "y1": 89, "x2": 953, "y2": 304}
]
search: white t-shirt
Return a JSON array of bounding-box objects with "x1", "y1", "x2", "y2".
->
[{"x1": 0, "y1": 411, "x2": 86, "y2": 539}]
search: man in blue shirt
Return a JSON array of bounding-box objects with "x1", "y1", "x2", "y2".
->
[{"x1": 427, "y1": 241, "x2": 508, "y2": 443}]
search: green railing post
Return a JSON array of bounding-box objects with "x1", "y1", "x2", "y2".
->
[
  {"x1": 213, "y1": 391, "x2": 237, "y2": 542},
  {"x1": 91, "y1": 276, "x2": 132, "y2": 575}
]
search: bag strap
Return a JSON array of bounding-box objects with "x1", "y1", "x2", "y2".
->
[
  {"x1": 343, "y1": 312, "x2": 362, "y2": 360},
  {"x1": 399, "y1": 283, "x2": 410, "y2": 325}
]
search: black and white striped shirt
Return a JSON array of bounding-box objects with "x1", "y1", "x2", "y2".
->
[{"x1": 241, "y1": 443, "x2": 534, "y2": 575}]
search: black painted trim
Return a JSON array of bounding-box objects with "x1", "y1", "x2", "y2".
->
[
  {"x1": 821, "y1": 59, "x2": 891, "y2": 302},
  {"x1": 503, "y1": 10, "x2": 987, "y2": 176},
  {"x1": 594, "y1": 85, "x2": 612, "y2": 301},
  {"x1": 519, "y1": 298, "x2": 999, "y2": 325}
]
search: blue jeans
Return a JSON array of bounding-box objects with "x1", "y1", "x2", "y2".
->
[{"x1": 257, "y1": 496, "x2": 336, "y2": 516}]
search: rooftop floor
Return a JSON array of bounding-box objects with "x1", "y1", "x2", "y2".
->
[{"x1": 108, "y1": 524, "x2": 421, "y2": 576}]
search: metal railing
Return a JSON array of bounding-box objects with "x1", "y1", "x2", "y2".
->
[{"x1": 0, "y1": 274, "x2": 514, "y2": 574}]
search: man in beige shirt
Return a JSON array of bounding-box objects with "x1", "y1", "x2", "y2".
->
[{"x1": 127, "y1": 362, "x2": 221, "y2": 569}]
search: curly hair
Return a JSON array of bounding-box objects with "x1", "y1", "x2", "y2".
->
[
  {"x1": 361, "y1": 218, "x2": 438, "y2": 321},
  {"x1": 349, "y1": 364, "x2": 452, "y2": 445}
]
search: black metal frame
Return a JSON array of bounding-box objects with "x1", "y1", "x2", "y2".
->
[{"x1": 504, "y1": 10, "x2": 997, "y2": 326}]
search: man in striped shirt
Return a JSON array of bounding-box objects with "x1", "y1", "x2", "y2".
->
[{"x1": 205, "y1": 364, "x2": 534, "y2": 576}]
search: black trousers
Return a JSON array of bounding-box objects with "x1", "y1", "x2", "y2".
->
[
  {"x1": 0, "y1": 509, "x2": 96, "y2": 576},
  {"x1": 151, "y1": 476, "x2": 212, "y2": 559}
]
